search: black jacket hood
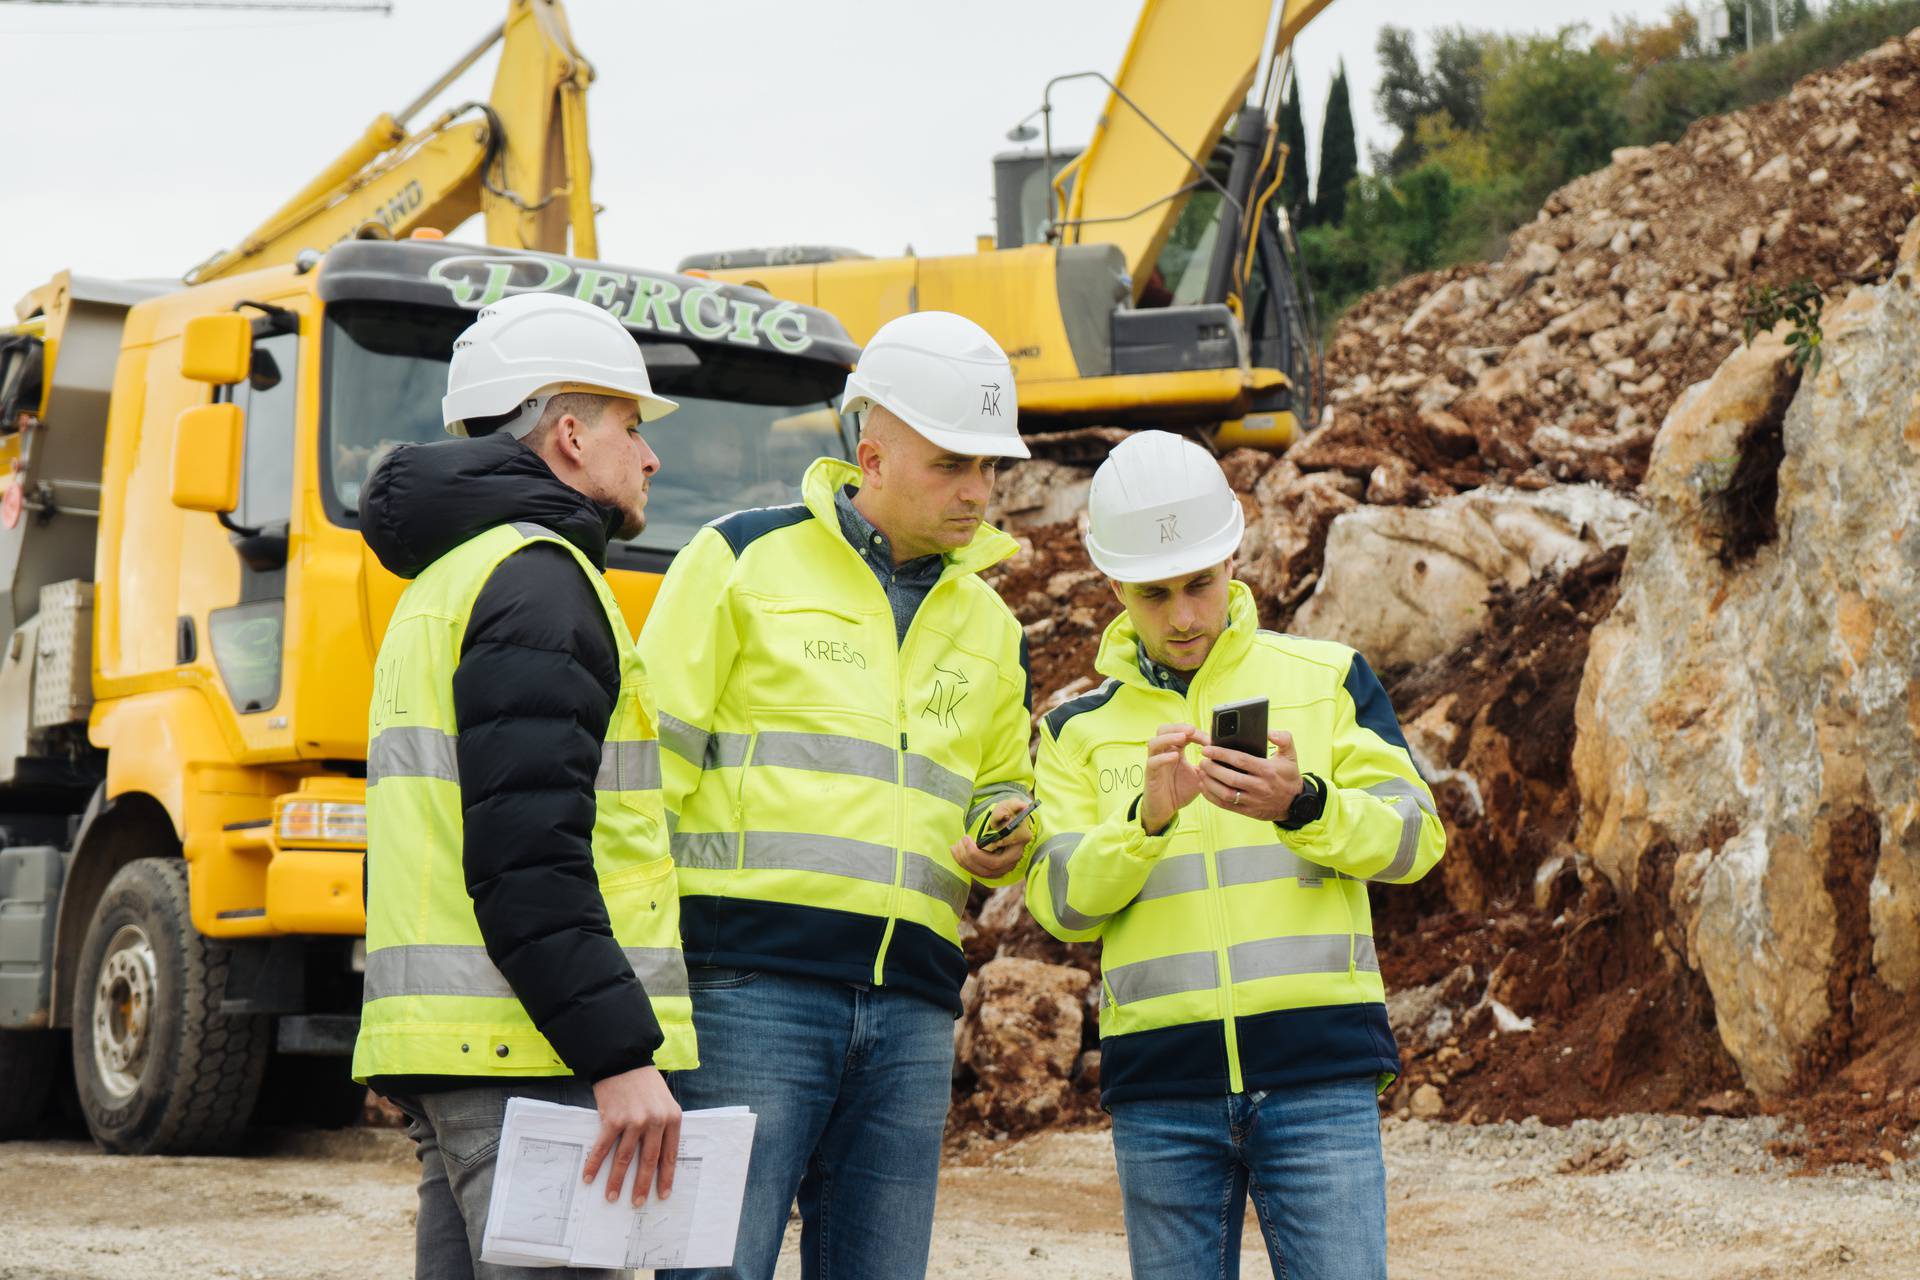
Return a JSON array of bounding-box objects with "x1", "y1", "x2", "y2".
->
[{"x1": 361, "y1": 431, "x2": 623, "y2": 580}]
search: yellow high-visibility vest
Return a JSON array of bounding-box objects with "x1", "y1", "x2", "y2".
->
[
  {"x1": 637, "y1": 457, "x2": 1035, "y2": 1011},
  {"x1": 352, "y1": 522, "x2": 696, "y2": 1081},
  {"x1": 1028, "y1": 580, "x2": 1443, "y2": 1104}
]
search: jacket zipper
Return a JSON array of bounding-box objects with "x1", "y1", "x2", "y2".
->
[
  {"x1": 1184, "y1": 668, "x2": 1245, "y2": 1095},
  {"x1": 872, "y1": 572, "x2": 944, "y2": 987}
]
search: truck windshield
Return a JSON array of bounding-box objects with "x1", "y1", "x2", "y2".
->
[{"x1": 321, "y1": 302, "x2": 851, "y2": 568}]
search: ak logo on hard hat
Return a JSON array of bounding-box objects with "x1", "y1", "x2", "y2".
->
[{"x1": 1157, "y1": 513, "x2": 1181, "y2": 544}]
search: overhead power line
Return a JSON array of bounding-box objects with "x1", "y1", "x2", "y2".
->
[{"x1": 0, "y1": 0, "x2": 390, "y2": 12}]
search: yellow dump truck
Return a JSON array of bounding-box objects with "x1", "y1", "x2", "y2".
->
[{"x1": 0, "y1": 240, "x2": 857, "y2": 1153}]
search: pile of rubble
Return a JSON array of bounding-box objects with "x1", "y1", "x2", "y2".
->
[{"x1": 948, "y1": 32, "x2": 1920, "y2": 1169}]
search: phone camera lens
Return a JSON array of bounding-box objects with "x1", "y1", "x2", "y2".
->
[{"x1": 1222, "y1": 713, "x2": 1238, "y2": 734}]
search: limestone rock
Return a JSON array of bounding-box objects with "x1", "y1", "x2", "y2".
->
[
  {"x1": 1574, "y1": 251, "x2": 1920, "y2": 1097},
  {"x1": 956, "y1": 957, "x2": 1093, "y2": 1131},
  {"x1": 1288, "y1": 485, "x2": 1641, "y2": 671},
  {"x1": 987, "y1": 460, "x2": 1093, "y2": 532},
  {"x1": 1240, "y1": 469, "x2": 1362, "y2": 611}
]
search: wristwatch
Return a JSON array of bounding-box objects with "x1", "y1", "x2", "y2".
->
[{"x1": 1277, "y1": 773, "x2": 1327, "y2": 831}]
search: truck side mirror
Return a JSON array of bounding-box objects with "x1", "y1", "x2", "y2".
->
[
  {"x1": 172, "y1": 403, "x2": 244, "y2": 513},
  {"x1": 181, "y1": 314, "x2": 253, "y2": 385}
]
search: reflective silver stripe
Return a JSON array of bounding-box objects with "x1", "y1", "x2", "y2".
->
[
  {"x1": 367, "y1": 726, "x2": 460, "y2": 786},
  {"x1": 1364, "y1": 777, "x2": 1437, "y2": 817},
  {"x1": 907, "y1": 754, "x2": 974, "y2": 809},
  {"x1": 658, "y1": 713, "x2": 711, "y2": 769},
  {"x1": 1370, "y1": 795, "x2": 1425, "y2": 882},
  {"x1": 1134, "y1": 853, "x2": 1209, "y2": 902},
  {"x1": 1216, "y1": 844, "x2": 1337, "y2": 888},
  {"x1": 966, "y1": 781, "x2": 1029, "y2": 826},
  {"x1": 511, "y1": 521, "x2": 561, "y2": 541},
  {"x1": 1354, "y1": 935, "x2": 1380, "y2": 972},
  {"x1": 902, "y1": 852, "x2": 970, "y2": 917},
  {"x1": 671, "y1": 831, "x2": 735, "y2": 869},
  {"x1": 753, "y1": 730, "x2": 895, "y2": 781},
  {"x1": 1105, "y1": 950, "x2": 1219, "y2": 1004},
  {"x1": 1227, "y1": 933, "x2": 1369, "y2": 981},
  {"x1": 709, "y1": 732, "x2": 751, "y2": 769},
  {"x1": 596, "y1": 740, "x2": 661, "y2": 792},
  {"x1": 742, "y1": 831, "x2": 897, "y2": 883},
  {"x1": 1034, "y1": 832, "x2": 1108, "y2": 932},
  {"x1": 364, "y1": 942, "x2": 688, "y2": 1001}
]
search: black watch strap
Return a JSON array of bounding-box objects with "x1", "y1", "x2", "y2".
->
[{"x1": 1277, "y1": 773, "x2": 1327, "y2": 831}]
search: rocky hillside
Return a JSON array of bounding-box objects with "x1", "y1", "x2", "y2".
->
[{"x1": 950, "y1": 31, "x2": 1920, "y2": 1168}]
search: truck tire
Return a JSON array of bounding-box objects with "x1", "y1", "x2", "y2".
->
[
  {"x1": 70, "y1": 858, "x2": 271, "y2": 1154},
  {"x1": 0, "y1": 1029, "x2": 60, "y2": 1138}
]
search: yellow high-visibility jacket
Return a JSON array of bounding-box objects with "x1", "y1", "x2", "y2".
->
[
  {"x1": 1028, "y1": 580, "x2": 1443, "y2": 1104},
  {"x1": 637, "y1": 457, "x2": 1035, "y2": 1012},
  {"x1": 353, "y1": 522, "x2": 696, "y2": 1081}
]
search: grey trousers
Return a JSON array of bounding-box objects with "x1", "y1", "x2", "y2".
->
[{"x1": 388, "y1": 1078, "x2": 630, "y2": 1280}]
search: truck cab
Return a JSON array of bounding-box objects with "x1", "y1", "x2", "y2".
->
[{"x1": 0, "y1": 239, "x2": 857, "y2": 1152}]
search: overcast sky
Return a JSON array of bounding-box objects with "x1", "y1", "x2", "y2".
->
[{"x1": 1, "y1": 0, "x2": 1684, "y2": 308}]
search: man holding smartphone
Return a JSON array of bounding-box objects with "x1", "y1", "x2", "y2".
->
[
  {"x1": 642, "y1": 311, "x2": 1038, "y2": 1280},
  {"x1": 1027, "y1": 431, "x2": 1444, "y2": 1280}
]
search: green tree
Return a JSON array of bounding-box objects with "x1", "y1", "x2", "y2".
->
[
  {"x1": 1374, "y1": 26, "x2": 1487, "y2": 173},
  {"x1": 1280, "y1": 78, "x2": 1311, "y2": 222},
  {"x1": 1482, "y1": 30, "x2": 1627, "y2": 201},
  {"x1": 1313, "y1": 63, "x2": 1359, "y2": 227}
]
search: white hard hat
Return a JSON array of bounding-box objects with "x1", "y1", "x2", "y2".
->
[
  {"x1": 1084, "y1": 431, "x2": 1245, "y2": 582},
  {"x1": 442, "y1": 292, "x2": 678, "y2": 438},
  {"x1": 841, "y1": 311, "x2": 1030, "y2": 459}
]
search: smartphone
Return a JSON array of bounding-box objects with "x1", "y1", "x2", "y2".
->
[
  {"x1": 1209, "y1": 697, "x2": 1270, "y2": 758},
  {"x1": 978, "y1": 798, "x2": 1041, "y2": 848}
]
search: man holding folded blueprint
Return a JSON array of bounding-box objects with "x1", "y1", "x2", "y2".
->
[{"x1": 351, "y1": 297, "x2": 700, "y2": 1277}]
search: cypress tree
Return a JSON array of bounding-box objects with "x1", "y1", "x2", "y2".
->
[
  {"x1": 1280, "y1": 78, "x2": 1311, "y2": 223},
  {"x1": 1314, "y1": 63, "x2": 1359, "y2": 228}
]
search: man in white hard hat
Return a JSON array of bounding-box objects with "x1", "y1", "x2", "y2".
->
[
  {"x1": 641, "y1": 310, "x2": 1040, "y2": 1280},
  {"x1": 1025, "y1": 430, "x2": 1444, "y2": 1280},
  {"x1": 353, "y1": 293, "x2": 699, "y2": 1279}
]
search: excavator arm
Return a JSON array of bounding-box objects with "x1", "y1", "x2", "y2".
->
[
  {"x1": 1062, "y1": 0, "x2": 1335, "y2": 302},
  {"x1": 187, "y1": 0, "x2": 596, "y2": 284}
]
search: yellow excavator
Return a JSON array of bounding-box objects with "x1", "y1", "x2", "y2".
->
[
  {"x1": 684, "y1": 0, "x2": 1335, "y2": 451},
  {"x1": 187, "y1": 0, "x2": 601, "y2": 281}
]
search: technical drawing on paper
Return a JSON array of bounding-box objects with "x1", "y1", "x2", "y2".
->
[
  {"x1": 626, "y1": 1156, "x2": 705, "y2": 1268},
  {"x1": 493, "y1": 1137, "x2": 582, "y2": 1248}
]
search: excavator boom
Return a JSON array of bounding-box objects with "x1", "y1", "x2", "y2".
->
[
  {"x1": 187, "y1": 0, "x2": 595, "y2": 283},
  {"x1": 1063, "y1": 0, "x2": 1332, "y2": 299}
]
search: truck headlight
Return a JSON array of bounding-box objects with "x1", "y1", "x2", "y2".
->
[{"x1": 276, "y1": 799, "x2": 368, "y2": 847}]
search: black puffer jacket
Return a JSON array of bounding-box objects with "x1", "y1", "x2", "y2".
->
[{"x1": 362, "y1": 431, "x2": 663, "y2": 1091}]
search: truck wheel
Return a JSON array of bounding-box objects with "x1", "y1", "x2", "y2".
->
[
  {"x1": 70, "y1": 858, "x2": 270, "y2": 1154},
  {"x1": 0, "y1": 1029, "x2": 60, "y2": 1138}
]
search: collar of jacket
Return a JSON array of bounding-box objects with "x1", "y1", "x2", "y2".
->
[
  {"x1": 800, "y1": 456, "x2": 1020, "y2": 581},
  {"x1": 1094, "y1": 578, "x2": 1260, "y2": 692},
  {"x1": 361, "y1": 431, "x2": 624, "y2": 578}
]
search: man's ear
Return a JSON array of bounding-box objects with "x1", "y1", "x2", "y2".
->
[
  {"x1": 856, "y1": 435, "x2": 884, "y2": 486},
  {"x1": 551, "y1": 412, "x2": 589, "y2": 467},
  {"x1": 1109, "y1": 578, "x2": 1126, "y2": 606}
]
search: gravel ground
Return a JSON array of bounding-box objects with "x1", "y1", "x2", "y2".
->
[{"x1": 2, "y1": 1115, "x2": 1915, "y2": 1279}]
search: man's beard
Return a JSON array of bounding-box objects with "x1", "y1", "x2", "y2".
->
[{"x1": 615, "y1": 507, "x2": 646, "y2": 540}]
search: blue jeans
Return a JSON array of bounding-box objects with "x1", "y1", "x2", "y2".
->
[
  {"x1": 1110, "y1": 1076, "x2": 1389, "y2": 1280},
  {"x1": 657, "y1": 968, "x2": 954, "y2": 1280}
]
